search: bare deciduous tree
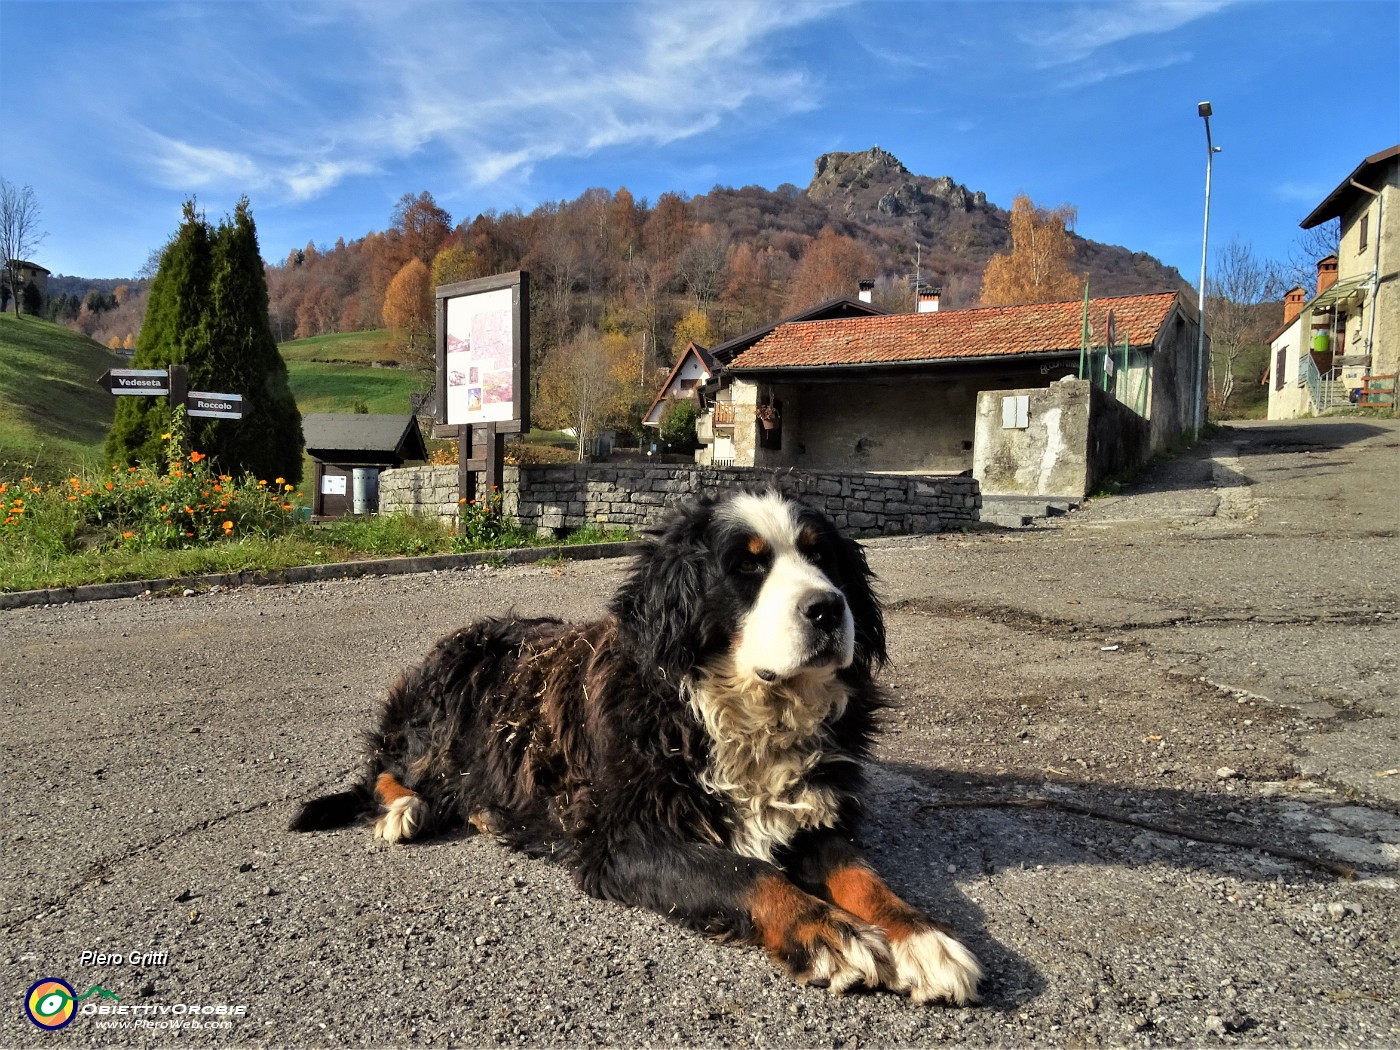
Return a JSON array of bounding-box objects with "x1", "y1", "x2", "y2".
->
[
  {"x1": 534, "y1": 328, "x2": 639, "y2": 461},
  {"x1": 1281, "y1": 218, "x2": 1341, "y2": 297},
  {"x1": 1, "y1": 177, "x2": 46, "y2": 316},
  {"x1": 1206, "y1": 237, "x2": 1282, "y2": 408},
  {"x1": 675, "y1": 226, "x2": 730, "y2": 312}
]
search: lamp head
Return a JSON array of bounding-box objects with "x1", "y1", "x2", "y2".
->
[{"x1": 1198, "y1": 101, "x2": 1213, "y2": 118}]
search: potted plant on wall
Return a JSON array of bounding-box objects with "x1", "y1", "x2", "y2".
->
[{"x1": 755, "y1": 403, "x2": 780, "y2": 431}]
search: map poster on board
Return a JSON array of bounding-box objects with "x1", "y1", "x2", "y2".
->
[{"x1": 435, "y1": 271, "x2": 530, "y2": 435}]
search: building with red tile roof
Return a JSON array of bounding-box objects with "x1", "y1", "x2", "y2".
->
[
  {"x1": 697, "y1": 289, "x2": 1205, "y2": 480},
  {"x1": 729, "y1": 292, "x2": 1180, "y2": 372}
]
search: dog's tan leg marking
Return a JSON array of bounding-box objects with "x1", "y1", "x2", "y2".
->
[
  {"x1": 827, "y1": 864, "x2": 982, "y2": 1004},
  {"x1": 468, "y1": 809, "x2": 503, "y2": 836},
  {"x1": 373, "y1": 772, "x2": 425, "y2": 844},
  {"x1": 747, "y1": 874, "x2": 894, "y2": 994}
]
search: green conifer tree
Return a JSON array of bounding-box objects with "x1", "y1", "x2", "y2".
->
[
  {"x1": 105, "y1": 198, "x2": 303, "y2": 483},
  {"x1": 105, "y1": 200, "x2": 213, "y2": 469},
  {"x1": 192, "y1": 197, "x2": 303, "y2": 484}
]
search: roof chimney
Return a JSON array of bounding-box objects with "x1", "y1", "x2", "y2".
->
[
  {"x1": 1316, "y1": 254, "x2": 1338, "y2": 295},
  {"x1": 857, "y1": 279, "x2": 875, "y2": 304},
  {"x1": 917, "y1": 283, "x2": 941, "y2": 313},
  {"x1": 1283, "y1": 286, "x2": 1307, "y2": 327}
]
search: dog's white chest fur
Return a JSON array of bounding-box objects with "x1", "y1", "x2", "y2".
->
[{"x1": 685, "y1": 662, "x2": 852, "y2": 862}]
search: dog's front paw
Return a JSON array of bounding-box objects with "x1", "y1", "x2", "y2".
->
[
  {"x1": 374, "y1": 794, "x2": 425, "y2": 844},
  {"x1": 889, "y1": 926, "x2": 983, "y2": 1005},
  {"x1": 784, "y1": 908, "x2": 895, "y2": 995}
]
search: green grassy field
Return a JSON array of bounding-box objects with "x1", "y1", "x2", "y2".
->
[
  {"x1": 0, "y1": 324, "x2": 433, "y2": 481},
  {"x1": 287, "y1": 360, "x2": 428, "y2": 415},
  {"x1": 277, "y1": 329, "x2": 401, "y2": 366},
  {"x1": 279, "y1": 330, "x2": 432, "y2": 415},
  {"x1": 0, "y1": 313, "x2": 124, "y2": 480}
]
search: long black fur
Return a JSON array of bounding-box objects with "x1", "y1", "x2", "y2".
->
[{"x1": 293, "y1": 491, "x2": 891, "y2": 948}]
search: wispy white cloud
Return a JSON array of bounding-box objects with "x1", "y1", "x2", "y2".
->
[
  {"x1": 1050, "y1": 49, "x2": 1194, "y2": 89},
  {"x1": 283, "y1": 160, "x2": 378, "y2": 202},
  {"x1": 367, "y1": 2, "x2": 840, "y2": 189},
  {"x1": 1024, "y1": 0, "x2": 1236, "y2": 67},
  {"x1": 133, "y1": 1, "x2": 849, "y2": 204},
  {"x1": 146, "y1": 133, "x2": 262, "y2": 190}
]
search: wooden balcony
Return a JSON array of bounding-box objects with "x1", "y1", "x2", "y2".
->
[{"x1": 711, "y1": 402, "x2": 735, "y2": 426}]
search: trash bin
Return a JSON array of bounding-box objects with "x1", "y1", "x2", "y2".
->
[{"x1": 351, "y1": 467, "x2": 379, "y2": 515}]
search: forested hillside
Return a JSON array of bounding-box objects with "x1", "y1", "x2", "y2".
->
[
  {"x1": 44, "y1": 147, "x2": 1191, "y2": 434},
  {"x1": 263, "y1": 147, "x2": 1186, "y2": 381}
]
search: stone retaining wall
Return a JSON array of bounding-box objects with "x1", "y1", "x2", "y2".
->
[{"x1": 378, "y1": 463, "x2": 980, "y2": 538}]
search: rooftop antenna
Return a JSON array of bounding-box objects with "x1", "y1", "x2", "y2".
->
[{"x1": 908, "y1": 242, "x2": 923, "y2": 312}]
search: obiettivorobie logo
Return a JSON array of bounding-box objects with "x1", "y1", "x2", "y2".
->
[{"x1": 24, "y1": 978, "x2": 119, "y2": 1030}]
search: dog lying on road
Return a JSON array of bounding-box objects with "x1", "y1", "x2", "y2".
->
[{"x1": 292, "y1": 491, "x2": 982, "y2": 1003}]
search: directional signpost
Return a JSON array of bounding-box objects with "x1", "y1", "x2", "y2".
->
[
  {"x1": 95, "y1": 364, "x2": 245, "y2": 419},
  {"x1": 97, "y1": 369, "x2": 171, "y2": 396},
  {"x1": 186, "y1": 391, "x2": 245, "y2": 420}
]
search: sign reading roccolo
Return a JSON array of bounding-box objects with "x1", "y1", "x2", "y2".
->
[{"x1": 95, "y1": 365, "x2": 245, "y2": 419}]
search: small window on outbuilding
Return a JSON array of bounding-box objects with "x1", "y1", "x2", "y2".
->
[
  {"x1": 1001, "y1": 394, "x2": 1030, "y2": 429},
  {"x1": 1359, "y1": 214, "x2": 1369, "y2": 252}
]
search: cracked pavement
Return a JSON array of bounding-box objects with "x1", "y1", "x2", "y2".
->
[{"x1": 1, "y1": 417, "x2": 1397, "y2": 1047}]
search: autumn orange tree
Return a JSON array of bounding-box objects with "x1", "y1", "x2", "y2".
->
[
  {"x1": 382, "y1": 258, "x2": 433, "y2": 368},
  {"x1": 784, "y1": 227, "x2": 874, "y2": 312},
  {"x1": 980, "y1": 194, "x2": 1083, "y2": 306}
]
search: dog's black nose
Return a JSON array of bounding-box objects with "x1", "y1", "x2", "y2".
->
[{"x1": 801, "y1": 592, "x2": 846, "y2": 632}]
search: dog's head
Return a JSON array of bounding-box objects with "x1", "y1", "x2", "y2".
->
[{"x1": 611, "y1": 491, "x2": 886, "y2": 685}]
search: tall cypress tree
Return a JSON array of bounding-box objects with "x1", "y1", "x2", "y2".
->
[
  {"x1": 105, "y1": 200, "x2": 213, "y2": 469},
  {"x1": 105, "y1": 197, "x2": 303, "y2": 483},
  {"x1": 194, "y1": 198, "x2": 303, "y2": 484}
]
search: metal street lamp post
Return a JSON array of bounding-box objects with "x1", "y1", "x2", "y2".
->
[{"x1": 1194, "y1": 101, "x2": 1221, "y2": 433}]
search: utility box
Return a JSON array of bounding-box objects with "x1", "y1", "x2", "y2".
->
[{"x1": 303, "y1": 414, "x2": 428, "y2": 520}]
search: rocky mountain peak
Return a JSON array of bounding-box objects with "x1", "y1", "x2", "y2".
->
[
  {"x1": 805, "y1": 145, "x2": 988, "y2": 219},
  {"x1": 807, "y1": 146, "x2": 911, "y2": 200}
]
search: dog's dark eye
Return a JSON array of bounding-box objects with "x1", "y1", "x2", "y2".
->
[{"x1": 737, "y1": 557, "x2": 764, "y2": 575}]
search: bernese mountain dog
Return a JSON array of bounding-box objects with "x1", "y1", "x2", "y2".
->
[{"x1": 292, "y1": 490, "x2": 982, "y2": 1003}]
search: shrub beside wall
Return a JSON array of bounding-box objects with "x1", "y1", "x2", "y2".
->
[{"x1": 379, "y1": 463, "x2": 980, "y2": 538}]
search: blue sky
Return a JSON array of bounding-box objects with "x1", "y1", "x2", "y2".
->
[{"x1": 4, "y1": 1, "x2": 1397, "y2": 284}]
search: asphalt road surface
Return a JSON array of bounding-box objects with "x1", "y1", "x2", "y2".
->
[{"x1": 3, "y1": 417, "x2": 1397, "y2": 1048}]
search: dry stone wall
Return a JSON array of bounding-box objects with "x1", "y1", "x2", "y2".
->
[{"x1": 378, "y1": 463, "x2": 980, "y2": 538}]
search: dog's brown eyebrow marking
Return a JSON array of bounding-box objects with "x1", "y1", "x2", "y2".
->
[
  {"x1": 797, "y1": 525, "x2": 819, "y2": 550},
  {"x1": 747, "y1": 535, "x2": 769, "y2": 556}
]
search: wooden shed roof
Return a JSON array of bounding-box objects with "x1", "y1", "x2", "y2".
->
[{"x1": 302, "y1": 413, "x2": 427, "y2": 464}]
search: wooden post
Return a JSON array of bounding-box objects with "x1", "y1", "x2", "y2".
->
[
  {"x1": 482, "y1": 421, "x2": 501, "y2": 493},
  {"x1": 457, "y1": 425, "x2": 475, "y2": 516},
  {"x1": 168, "y1": 363, "x2": 188, "y2": 412},
  {"x1": 455, "y1": 423, "x2": 504, "y2": 535}
]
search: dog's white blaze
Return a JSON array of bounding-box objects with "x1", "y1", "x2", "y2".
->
[
  {"x1": 721, "y1": 493, "x2": 855, "y2": 681},
  {"x1": 891, "y1": 929, "x2": 984, "y2": 1005},
  {"x1": 685, "y1": 657, "x2": 852, "y2": 862}
]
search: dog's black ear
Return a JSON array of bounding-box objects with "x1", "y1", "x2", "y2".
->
[
  {"x1": 610, "y1": 499, "x2": 716, "y2": 677},
  {"x1": 833, "y1": 531, "x2": 887, "y2": 674}
]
